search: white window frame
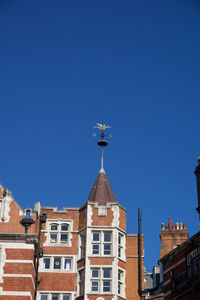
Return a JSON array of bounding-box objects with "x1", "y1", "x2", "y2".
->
[
  {"x1": 39, "y1": 293, "x2": 71, "y2": 300},
  {"x1": 40, "y1": 256, "x2": 73, "y2": 272},
  {"x1": 118, "y1": 269, "x2": 125, "y2": 296},
  {"x1": 92, "y1": 231, "x2": 112, "y2": 256},
  {"x1": 79, "y1": 232, "x2": 86, "y2": 259},
  {"x1": 49, "y1": 223, "x2": 69, "y2": 244},
  {"x1": 118, "y1": 233, "x2": 123, "y2": 258},
  {"x1": 44, "y1": 219, "x2": 73, "y2": 246},
  {"x1": 78, "y1": 268, "x2": 85, "y2": 296},
  {"x1": 91, "y1": 267, "x2": 112, "y2": 294}
]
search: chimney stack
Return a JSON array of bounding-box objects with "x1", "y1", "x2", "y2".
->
[{"x1": 160, "y1": 218, "x2": 188, "y2": 259}]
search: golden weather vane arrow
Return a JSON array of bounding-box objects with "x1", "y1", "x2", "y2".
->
[{"x1": 93, "y1": 123, "x2": 112, "y2": 173}]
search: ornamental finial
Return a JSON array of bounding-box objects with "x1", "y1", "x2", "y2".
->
[{"x1": 93, "y1": 123, "x2": 112, "y2": 173}]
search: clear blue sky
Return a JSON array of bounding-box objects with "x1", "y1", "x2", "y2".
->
[{"x1": 0, "y1": 0, "x2": 200, "y2": 271}]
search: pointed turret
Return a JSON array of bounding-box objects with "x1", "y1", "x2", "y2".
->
[{"x1": 87, "y1": 171, "x2": 117, "y2": 205}]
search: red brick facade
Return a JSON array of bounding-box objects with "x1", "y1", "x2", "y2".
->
[
  {"x1": 160, "y1": 231, "x2": 200, "y2": 300},
  {"x1": 0, "y1": 171, "x2": 145, "y2": 300}
]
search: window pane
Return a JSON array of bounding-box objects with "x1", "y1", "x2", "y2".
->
[
  {"x1": 118, "y1": 234, "x2": 122, "y2": 245},
  {"x1": 118, "y1": 246, "x2": 121, "y2": 258},
  {"x1": 61, "y1": 233, "x2": 68, "y2": 243},
  {"x1": 118, "y1": 282, "x2": 121, "y2": 294},
  {"x1": 41, "y1": 295, "x2": 48, "y2": 300},
  {"x1": 61, "y1": 224, "x2": 69, "y2": 231},
  {"x1": 104, "y1": 232, "x2": 111, "y2": 242},
  {"x1": 103, "y1": 281, "x2": 111, "y2": 292},
  {"x1": 104, "y1": 244, "x2": 111, "y2": 255},
  {"x1": 51, "y1": 224, "x2": 58, "y2": 231},
  {"x1": 118, "y1": 270, "x2": 121, "y2": 281},
  {"x1": 79, "y1": 281, "x2": 84, "y2": 295},
  {"x1": 93, "y1": 244, "x2": 99, "y2": 255},
  {"x1": 103, "y1": 269, "x2": 111, "y2": 278},
  {"x1": 52, "y1": 295, "x2": 59, "y2": 300},
  {"x1": 54, "y1": 257, "x2": 61, "y2": 269},
  {"x1": 79, "y1": 270, "x2": 84, "y2": 281},
  {"x1": 93, "y1": 232, "x2": 100, "y2": 241},
  {"x1": 43, "y1": 258, "x2": 50, "y2": 269},
  {"x1": 50, "y1": 233, "x2": 57, "y2": 243},
  {"x1": 92, "y1": 269, "x2": 99, "y2": 278},
  {"x1": 63, "y1": 296, "x2": 70, "y2": 300},
  {"x1": 64, "y1": 258, "x2": 72, "y2": 270},
  {"x1": 92, "y1": 281, "x2": 99, "y2": 291}
]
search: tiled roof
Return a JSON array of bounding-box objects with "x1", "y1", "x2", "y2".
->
[{"x1": 87, "y1": 171, "x2": 117, "y2": 205}]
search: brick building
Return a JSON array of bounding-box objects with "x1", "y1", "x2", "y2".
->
[
  {"x1": 159, "y1": 158, "x2": 200, "y2": 300},
  {"x1": 0, "y1": 169, "x2": 145, "y2": 300}
]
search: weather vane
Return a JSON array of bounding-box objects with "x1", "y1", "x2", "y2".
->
[{"x1": 93, "y1": 123, "x2": 112, "y2": 173}]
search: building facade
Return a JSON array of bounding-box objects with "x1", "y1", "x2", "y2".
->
[
  {"x1": 160, "y1": 231, "x2": 200, "y2": 300},
  {"x1": 0, "y1": 169, "x2": 145, "y2": 300},
  {"x1": 159, "y1": 158, "x2": 200, "y2": 300}
]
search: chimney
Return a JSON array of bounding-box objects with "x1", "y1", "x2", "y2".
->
[
  {"x1": 159, "y1": 218, "x2": 188, "y2": 259},
  {"x1": 194, "y1": 157, "x2": 200, "y2": 217}
]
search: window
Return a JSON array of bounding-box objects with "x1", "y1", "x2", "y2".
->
[
  {"x1": 118, "y1": 233, "x2": 124, "y2": 258},
  {"x1": 91, "y1": 268, "x2": 112, "y2": 293},
  {"x1": 92, "y1": 232, "x2": 100, "y2": 255},
  {"x1": 41, "y1": 257, "x2": 72, "y2": 272},
  {"x1": 118, "y1": 269, "x2": 124, "y2": 295},
  {"x1": 91, "y1": 268, "x2": 100, "y2": 292},
  {"x1": 103, "y1": 232, "x2": 111, "y2": 255},
  {"x1": 43, "y1": 258, "x2": 50, "y2": 269},
  {"x1": 64, "y1": 258, "x2": 72, "y2": 270},
  {"x1": 103, "y1": 281, "x2": 110, "y2": 292},
  {"x1": 54, "y1": 257, "x2": 61, "y2": 269},
  {"x1": 93, "y1": 232, "x2": 100, "y2": 241},
  {"x1": 93, "y1": 244, "x2": 100, "y2": 255},
  {"x1": 104, "y1": 244, "x2": 111, "y2": 255},
  {"x1": 104, "y1": 232, "x2": 111, "y2": 242},
  {"x1": 92, "y1": 231, "x2": 112, "y2": 256},
  {"x1": 92, "y1": 280, "x2": 99, "y2": 292},
  {"x1": 49, "y1": 222, "x2": 69, "y2": 244},
  {"x1": 103, "y1": 268, "x2": 111, "y2": 292},
  {"x1": 40, "y1": 294, "x2": 70, "y2": 300},
  {"x1": 80, "y1": 233, "x2": 86, "y2": 259},
  {"x1": 92, "y1": 269, "x2": 99, "y2": 278},
  {"x1": 79, "y1": 269, "x2": 84, "y2": 295}
]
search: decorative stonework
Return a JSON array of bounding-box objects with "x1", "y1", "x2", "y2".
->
[{"x1": 0, "y1": 189, "x2": 12, "y2": 222}]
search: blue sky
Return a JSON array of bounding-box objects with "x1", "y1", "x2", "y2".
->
[{"x1": 0, "y1": 0, "x2": 200, "y2": 271}]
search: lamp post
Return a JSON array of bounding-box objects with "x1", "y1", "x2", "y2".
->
[
  {"x1": 34, "y1": 214, "x2": 47, "y2": 300},
  {"x1": 20, "y1": 211, "x2": 46, "y2": 300}
]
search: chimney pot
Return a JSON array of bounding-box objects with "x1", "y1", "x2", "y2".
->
[
  {"x1": 169, "y1": 218, "x2": 172, "y2": 229},
  {"x1": 161, "y1": 223, "x2": 165, "y2": 230}
]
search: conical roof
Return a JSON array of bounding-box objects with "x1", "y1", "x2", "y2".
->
[{"x1": 87, "y1": 171, "x2": 117, "y2": 205}]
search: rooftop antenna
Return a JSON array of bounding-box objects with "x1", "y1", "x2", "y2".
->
[{"x1": 93, "y1": 123, "x2": 112, "y2": 173}]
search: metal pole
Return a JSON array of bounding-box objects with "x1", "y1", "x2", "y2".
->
[
  {"x1": 34, "y1": 220, "x2": 42, "y2": 300},
  {"x1": 34, "y1": 215, "x2": 46, "y2": 300},
  {"x1": 138, "y1": 208, "x2": 142, "y2": 296}
]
